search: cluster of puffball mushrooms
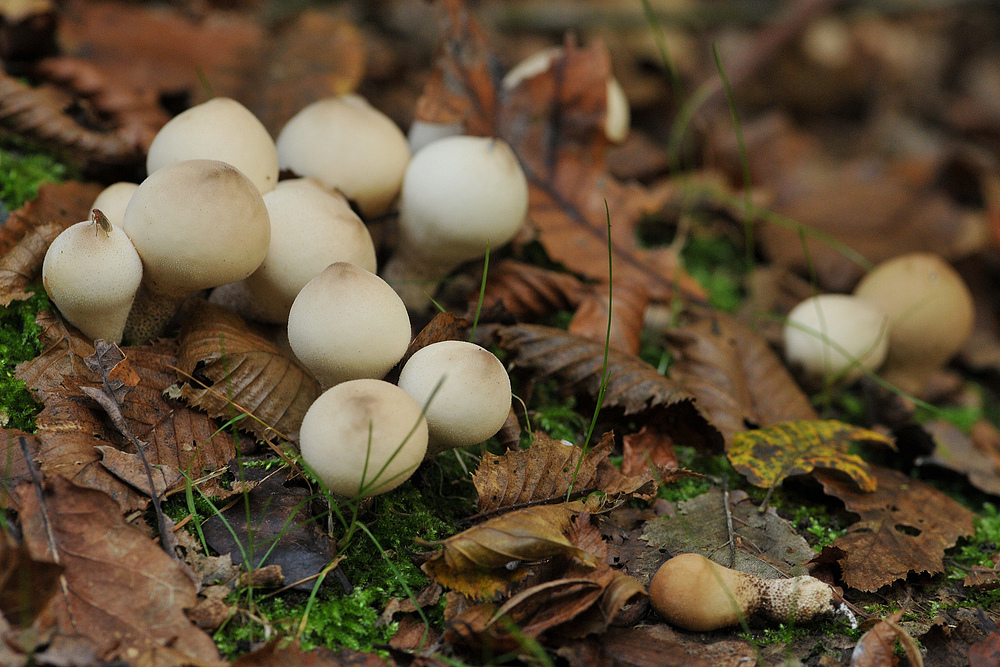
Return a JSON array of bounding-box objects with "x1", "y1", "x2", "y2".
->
[{"x1": 40, "y1": 91, "x2": 533, "y2": 501}]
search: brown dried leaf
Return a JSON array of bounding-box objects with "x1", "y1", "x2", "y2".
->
[
  {"x1": 849, "y1": 611, "x2": 923, "y2": 667},
  {"x1": 421, "y1": 502, "x2": 593, "y2": 600},
  {"x1": 0, "y1": 527, "x2": 62, "y2": 628},
  {"x1": 816, "y1": 466, "x2": 976, "y2": 591},
  {"x1": 475, "y1": 259, "x2": 590, "y2": 322},
  {"x1": 568, "y1": 278, "x2": 649, "y2": 355},
  {"x1": 16, "y1": 476, "x2": 221, "y2": 663},
  {"x1": 473, "y1": 432, "x2": 655, "y2": 514},
  {"x1": 175, "y1": 301, "x2": 320, "y2": 443},
  {"x1": 401, "y1": 312, "x2": 470, "y2": 368},
  {"x1": 231, "y1": 639, "x2": 386, "y2": 667},
  {"x1": 557, "y1": 625, "x2": 754, "y2": 667},
  {"x1": 621, "y1": 425, "x2": 679, "y2": 478},
  {"x1": 494, "y1": 324, "x2": 722, "y2": 451},
  {"x1": 0, "y1": 223, "x2": 60, "y2": 307},
  {"x1": 15, "y1": 309, "x2": 99, "y2": 397},
  {"x1": 917, "y1": 420, "x2": 1000, "y2": 496}
]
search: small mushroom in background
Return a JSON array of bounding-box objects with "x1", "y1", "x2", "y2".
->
[
  {"x1": 502, "y1": 45, "x2": 631, "y2": 143},
  {"x1": 121, "y1": 159, "x2": 271, "y2": 343},
  {"x1": 396, "y1": 340, "x2": 512, "y2": 458},
  {"x1": 90, "y1": 182, "x2": 138, "y2": 229},
  {"x1": 649, "y1": 553, "x2": 847, "y2": 632},
  {"x1": 210, "y1": 178, "x2": 377, "y2": 324},
  {"x1": 782, "y1": 293, "x2": 890, "y2": 388},
  {"x1": 299, "y1": 379, "x2": 428, "y2": 499},
  {"x1": 42, "y1": 209, "x2": 143, "y2": 344},
  {"x1": 853, "y1": 252, "x2": 974, "y2": 396},
  {"x1": 407, "y1": 119, "x2": 463, "y2": 155},
  {"x1": 286, "y1": 262, "x2": 411, "y2": 389},
  {"x1": 380, "y1": 135, "x2": 529, "y2": 312},
  {"x1": 145, "y1": 97, "x2": 279, "y2": 194},
  {"x1": 275, "y1": 94, "x2": 411, "y2": 218}
]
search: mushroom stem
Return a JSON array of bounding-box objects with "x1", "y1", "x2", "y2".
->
[
  {"x1": 379, "y1": 244, "x2": 453, "y2": 312},
  {"x1": 123, "y1": 285, "x2": 185, "y2": 343}
]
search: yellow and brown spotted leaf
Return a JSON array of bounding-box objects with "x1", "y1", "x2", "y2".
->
[
  {"x1": 175, "y1": 300, "x2": 320, "y2": 443},
  {"x1": 728, "y1": 420, "x2": 892, "y2": 493},
  {"x1": 421, "y1": 502, "x2": 593, "y2": 600},
  {"x1": 473, "y1": 432, "x2": 656, "y2": 514}
]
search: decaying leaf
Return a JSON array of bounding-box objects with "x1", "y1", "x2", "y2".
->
[
  {"x1": 556, "y1": 624, "x2": 754, "y2": 667},
  {"x1": 816, "y1": 466, "x2": 976, "y2": 591},
  {"x1": 0, "y1": 527, "x2": 62, "y2": 628},
  {"x1": 175, "y1": 300, "x2": 320, "y2": 443},
  {"x1": 620, "y1": 424, "x2": 680, "y2": 477},
  {"x1": 849, "y1": 610, "x2": 923, "y2": 667},
  {"x1": 476, "y1": 259, "x2": 590, "y2": 321},
  {"x1": 16, "y1": 476, "x2": 221, "y2": 663},
  {"x1": 421, "y1": 501, "x2": 594, "y2": 600},
  {"x1": 230, "y1": 639, "x2": 386, "y2": 667},
  {"x1": 493, "y1": 324, "x2": 723, "y2": 451},
  {"x1": 568, "y1": 278, "x2": 649, "y2": 356},
  {"x1": 401, "y1": 311, "x2": 470, "y2": 368},
  {"x1": 916, "y1": 420, "x2": 1000, "y2": 496},
  {"x1": 728, "y1": 420, "x2": 891, "y2": 496},
  {"x1": 473, "y1": 432, "x2": 655, "y2": 514},
  {"x1": 15, "y1": 308, "x2": 100, "y2": 397}
]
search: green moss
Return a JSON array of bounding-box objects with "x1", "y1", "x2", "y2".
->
[
  {"x1": 0, "y1": 292, "x2": 50, "y2": 431},
  {"x1": 0, "y1": 146, "x2": 68, "y2": 211},
  {"x1": 682, "y1": 232, "x2": 745, "y2": 312},
  {"x1": 949, "y1": 502, "x2": 1000, "y2": 572}
]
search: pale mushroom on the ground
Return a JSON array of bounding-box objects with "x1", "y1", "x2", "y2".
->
[
  {"x1": 853, "y1": 252, "x2": 974, "y2": 395},
  {"x1": 299, "y1": 379, "x2": 428, "y2": 498},
  {"x1": 396, "y1": 340, "x2": 512, "y2": 457},
  {"x1": 276, "y1": 94, "x2": 411, "y2": 217},
  {"x1": 90, "y1": 182, "x2": 138, "y2": 229},
  {"x1": 782, "y1": 293, "x2": 890, "y2": 387},
  {"x1": 121, "y1": 159, "x2": 271, "y2": 343},
  {"x1": 42, "y1": 209, "x2": 143, "y2": 343},
  {"x1": 146, "y1": 97, "x2": 279, "y2": 193},
  {"x1": 380, "y1": 135, "x2": 528, "y2": 312},
  {"x1": 287, "y1": 262, "x2": 411, "y2": 389}
]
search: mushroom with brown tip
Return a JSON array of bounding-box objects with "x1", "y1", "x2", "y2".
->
[
  {"x1": 396, "y1": 340, "x2": 512, "y2": 457},
  {"x1": 287, "y1": 262, "x2": 411, "y2": 388},
  {"x1": 299, "y1": 379, "x2": 428, "y2": 498}
]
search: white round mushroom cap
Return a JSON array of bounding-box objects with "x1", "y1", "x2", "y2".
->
[
  {"x1": 146, "y1": 97, "x2": 279, "y2": 193},
  {"x1": 300, "y1": 379, "x2": 428, "y2": 498},
  {"x1": 91, "y1": 182, "x2": 138, "y2": 229},
  {"x1": 397, "y1": 340, "x2": 511, "y2": 455},
  {"x1": 398, "y1": 135, "x2": 528, "y2": 265},
  {"x1": 783, "y1": 294, "x2": 890, "y2": 386},
  {"x1": 42, "y1": 218, "x2": 143, "y2": 343},
  {"x1": 276, "y1": 94, "x2": 410, "y2": 217},
  {"x1": 287, "y1": 262, "x2": 411, "y2": 387},
  {"x1": 122, "y1": 159, "x2": 270, "y2": 297},
  {"x1": 243, "y1": 179, "x2": 377, "y2": 323}
]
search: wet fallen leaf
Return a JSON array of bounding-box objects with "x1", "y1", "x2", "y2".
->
[
  {"x1": 473, "y1": 431, "x2": 655, "y2": 514},
  {"x1": 175, "y1": 300, "x2": 320, "y2": 443},
  {"x1": 16, "y1": 476, "x2": 220, "y2": 663},
  {"x1": 728, "y1": 420, "x2": 891, "y2": 496},
  {"x1": 816, "y1": 466, "x2": 975, "y2": 591}
]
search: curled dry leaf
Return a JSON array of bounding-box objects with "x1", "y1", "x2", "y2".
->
[
  {"x1": 816, "y1": 466, "x2": 975, "y2": 591},
  {"x1": 568, "y1": 277, "x2": 649, "y2": 355},
  {"x1": 400, "y1": 311, "x2": 470, "y2": 368},
  {"x1": 850, "y1": 611, "x2": 923, "y2": 667},
  {"x1": 175, "y1": 300, "x2": 320, "y2": 443},
  {"x1": 474, "y1": 259, "x2": 590, "y2": 322},
  {"x1": 493, "y1": 323, "x2": 723, "y2": 451},
  {"x1": 473, "y1": 431, "x2": 656, "y2": 514}
]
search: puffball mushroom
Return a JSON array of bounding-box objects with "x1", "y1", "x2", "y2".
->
[
  {"x1": 853, "y1": 252, "x2": 974, "y2": 395},
  {"x1": 90, "y1": 182, "x2": 138, "y2": 229},
  {"x1": 121, "y1": 159, "x2": 270, "y2": 343},
  {"x1": 397, "y1": 340, "x2": 512, "y2": 457},
  {"x1": 276, "y1": 94, "x2": 410, "y2": 217},
  {"x1": 380, "y1": 135, "x2": 528, "y2": 312},
  {"x1": 300, "y1": 379, "x2": 428, "y2": 498},
  {"x1": 287, "y1": 262, "x2": 411, "y2": 388},
  {"x1": 42, "y1": 209, "x2": 143, "y2": 343},
  {"x1": 783, "y1": 294, "x2": 890, "y2": 387},
  {"x1": 502, "y1": 46, "x2": 631, "y2": 143},
  {"x1": 650, "y1": 553, "x2": 841, "y2": 632},
  {"x1": 216, "y1": 179, "x2": 378, "y2": 324},
  {"x1": 146, "y1": 97, "x2": 279, "y2": 193}
]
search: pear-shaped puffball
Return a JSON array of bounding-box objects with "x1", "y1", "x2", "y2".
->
[{"x1": 90, "y1": 182, "x2": 138, "y2": 229}]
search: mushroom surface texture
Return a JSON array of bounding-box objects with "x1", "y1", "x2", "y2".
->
[
  {"x1": 380, "y1": 135, "x2": 528, "y2": 311},
  {"x1": 299, "y1": 379, "x2": 428, "y2": 498},
  {"x1": 853, "y1": 252, "x2": 974, "y2": 395},
  {"x1": 121, "y1": 159, "x2": 270, "y2": 342},
  {"x1": 782, "y1": 293, "x2": 889, "y2": 387},
  {"x1": 275, "y1": 94, "x2": 410, "y2": 217},
  {"x1": 649, "y1": 553, "x2": 840, "y2": 632},
  {"x1": 287, "y1": 262, "x2": 411, "y2": 388},
  {"x1": 397, "y1": 340, "x2": 512, "y2": 457},
  {"x1": 146, "y1": 97, "x2": 279, "y2": 193},
  {"x1": 42, "y1": 210, "x2": 143, "y2": 343},
  {"x1": 229, "y1": 178, "x2": 377, "y2": 323},
  {"x1": 501, "y1": 45, "x2": 630, "y2": 142},
  {"x1": 407, "y1": 119, "x2": 463, "y2": 154},
  {"x1": 90, "y1": 182, "x2": 138, "y2": 229}
]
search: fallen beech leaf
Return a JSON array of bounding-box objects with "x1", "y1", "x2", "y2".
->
[
  {"x1": 850, "y1": 611, "x2": 923, "y2": 667},
  {"x1": 816, "y1": 466, "x2": 975, "y2": 591},
  {"x1": 620, "y1": 425, "x2": 679, "y2": 477},
  {"x1": 916, "y1": 420, "x2": 1000, "y2": 496},
  {"x1": 231, "y1": 639, "x2": 387, "y2": 666},
  {"x1": 568, "y1": 278, "x2": 649, "y2": 355},
  {"x1": 473, "y1": 431, "x2": 655, "y2": 514},
  {"x1": 728, "y1": 420, "x2": 890, "y2": 496},
  {"x1": 15, "y1": 308, "x2": 100, "y2": 397},
  {"x1": 96, "y1": 445, "x2": 183, "y2": 497},
  {"x1": 16, "y1": 476, "x2": 221, "y2": 663},
  {"x1": 494, "y1": 324, "x2": 723, "y2": 451},
  {"x1": 476, "y1": 259, "x2": 589, "y2": 321},
  {"x1": 421, "y1": 502, "x2": 593, "y2": 600},
  {"x1": 175, "y1": 300, "x2": 320, "y2": 442},
  {"x1": 969, "y1": 626, "x2": 1000, "y2": 667},
  {"x1": 0, "y1": 223, "x2": 61, "y2": 307},
  {"x1": 401, "y1": 312, "x2": 470, "y2": 368},
  {"x1": 556, "y1": 624, "x2": 754, "y2": 667},
  {"x1": 0, "y1": 527, "x2": 62, "y2": 628}
]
